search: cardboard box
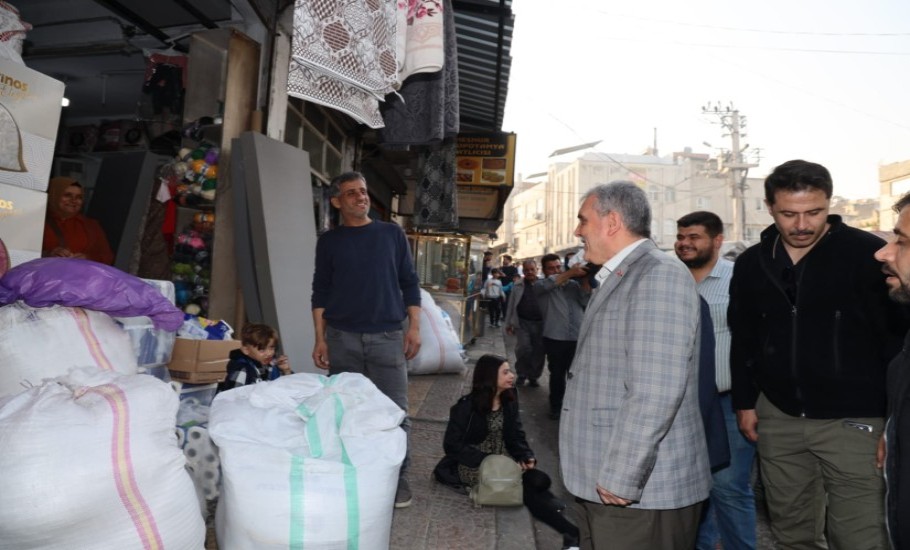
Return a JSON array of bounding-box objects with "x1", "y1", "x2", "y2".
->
[
  {"x1": 167, "y1": 338, "x2": 240, "y2": 384},
  {"x1": 168, "y1": 369, "x2": 225, "y2": 384}
]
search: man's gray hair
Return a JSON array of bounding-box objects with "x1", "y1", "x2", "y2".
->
[
  {"x1": 329, "y1": 171, "x2": 366, "y2": 198},
  {"x1": 581, "y1": 181, "x2": 651, "y2": 238}
]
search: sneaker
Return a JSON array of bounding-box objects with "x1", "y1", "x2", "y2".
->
[
  {"x1": 394, "y1": 477, "x2": 412, "y2": 508},
  {"x1": 562, "y1": 533, "x2": 580, "y2": 550}
]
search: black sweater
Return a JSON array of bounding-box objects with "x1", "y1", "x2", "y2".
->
[
  {"x1": 311, "y1": 220, "x2": 421, "y2": 333},
  {"x1": 729, "y1": 215, "x2": 907, "y2": 418}
]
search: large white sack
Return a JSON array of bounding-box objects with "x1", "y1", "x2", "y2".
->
[
  {"x1": 407, "y1": 289, "x2": 466, "y2": 375},
  {"x1": 0, "y1": 302, "x2": 138, "y2": 398},
  {"x1": 209, "y1": 372, "x2": 406, "y2": 550},
  {"x1": 0, "y1": 368, "x2": 205, "y2": 549}
]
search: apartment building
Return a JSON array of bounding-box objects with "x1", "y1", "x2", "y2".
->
[{"x1": 495, "y1": 145, "x2": 771, "y2": 260}]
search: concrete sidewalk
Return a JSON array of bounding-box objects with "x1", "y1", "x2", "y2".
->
[
  {"x1": 391, "y1": 326, "x2": 572, "y2": 550},
  {"x1": 393, "y1": 323, "x2": 777, "y2": 550}
]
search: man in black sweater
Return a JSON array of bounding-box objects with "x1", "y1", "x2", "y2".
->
[
  {"x1": 729, "y1": 160, "x2": 907, "y2": 549},
  {"x1": 311, "y1": 171, "x2": 421, "y2": 508}
]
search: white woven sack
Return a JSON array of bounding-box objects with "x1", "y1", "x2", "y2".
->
[
  {"x1": 0, "y1": 303, "x2": 138, "y2": 398},
  {"x1": 407, "y1": 289, "x2": 466, "y2": 375},
  {"x1": 209, "y1": 372, "x2": 406, "y2": 550},
  {"x1": 0, "y1": 368, "x2": 205, "y2": 549}
]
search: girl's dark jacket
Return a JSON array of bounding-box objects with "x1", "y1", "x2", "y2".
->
[
  {"x1": 729, "y1": 215, "x2": 908, "y2": 418},
  {"x1": 434, "y1": 392, "x2": 534, "y2": 487}
]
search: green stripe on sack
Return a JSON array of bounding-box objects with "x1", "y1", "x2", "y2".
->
[
  {"x1": 286, "y1": 376, "x2": 361, "y2": 550},
  {"x1": 289, "y1": 454, "x2": 305, "y2": 550},
  {"x1": 334, "y1": 394, "x2": 360, "y2": 550}
]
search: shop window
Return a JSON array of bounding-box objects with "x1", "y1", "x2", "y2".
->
[
  {"x1": 313, "y1": 174, "x2": 333, "y2": 233},
  {"x1": 304, "y1": 130, "x2": 325, "y2": 172},
  {"x1": 285, "y1": 101, "x2": 346, "y2": 183},
  {"x1": 284, "y1": 111, "x2": 302, "y2": 148}
]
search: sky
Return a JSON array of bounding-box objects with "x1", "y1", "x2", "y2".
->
[{"x1": 501, "y1": 0, "x2": 910, "y2": 199}]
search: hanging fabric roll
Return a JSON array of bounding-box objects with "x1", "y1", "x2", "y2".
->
[{"x1": 414, "y1": 139, "x2": 458, "y2": 230}]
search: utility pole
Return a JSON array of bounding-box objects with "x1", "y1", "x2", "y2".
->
[{"x1": 702, "y1": 102, "x2": 759, "y2": 242}]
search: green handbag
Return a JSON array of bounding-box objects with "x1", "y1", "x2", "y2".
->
[{"x1": 469, "y1": 454, "x2": 524, "y2": 507}]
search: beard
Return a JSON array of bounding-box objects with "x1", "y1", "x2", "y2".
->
[
  {"x1": 889, "y1": 284, "x2": 910, "y2": 304},
  {"x1": 677, "y1": 248, "x2": 713, "y2": 269}
]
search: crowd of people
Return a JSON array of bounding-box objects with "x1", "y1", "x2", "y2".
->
[
  {"x1": 39, "y1": 161, "x2": 910, "y2": 548},
  {"x1": 307, "y1": 164, "x2": 910, "y2": 550}
]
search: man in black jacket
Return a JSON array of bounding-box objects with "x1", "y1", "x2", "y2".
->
[
  {"x1": 874, "y1": 192, "x2": 910, "y2": 550},
  {"x1": 729, "y1": 160, "x2": 907, "y2": 549}
]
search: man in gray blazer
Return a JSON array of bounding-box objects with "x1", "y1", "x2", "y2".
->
[{"x1": 559, "y1": 181, "x2": 712, "y2": 548}]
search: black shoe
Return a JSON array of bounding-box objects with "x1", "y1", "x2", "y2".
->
[
  {"x1": 528, "y1": 379, "x2": 540, "y2": 388},
  {"x1": 548, "y1": 409, "x2": 561, "y2": 420},
  {"x1": 516, "y1": 377, "x2": 527, "y2": 387},
  {"x1": 547, "y1": 495, "x2": 567, "y2": 513}
]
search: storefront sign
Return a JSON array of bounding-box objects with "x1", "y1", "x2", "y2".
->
[
  {"x1": 0, "y1": 60, "x2": 64, "y2": 193},
  {"x1": 456, "y1": 185, "x2": 499, "y2": 219},
  {"x1": 0, "y1": 181, "x2": 47, "y2": 266},
  {"x1": 455, "y1": 132, "x2": 517, "y2": 187}
]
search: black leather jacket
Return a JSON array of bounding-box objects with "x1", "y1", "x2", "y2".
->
[
  {"x1": 442, "y1": 392, "x2": 534, "y2": 468},
  {"x1": 730, "y1": 216, "x2": 907, "y2": 418},
  {"x1": 886, "y1": 330, "x2": 910, "y2": 549}
]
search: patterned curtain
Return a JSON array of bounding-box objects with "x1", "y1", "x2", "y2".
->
[{"x1": 414, "y1": 140, "x2": 458, "y2": 230}]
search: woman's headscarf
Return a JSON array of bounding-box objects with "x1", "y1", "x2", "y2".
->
[{"x1": 46, "y1": 176, "x2": 81, "y2": 219}]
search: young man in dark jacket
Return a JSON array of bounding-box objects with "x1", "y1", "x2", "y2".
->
[
  {"x1": 874, "y1": 191, "x2": 910, "y2": 549},
  {"x1": 729, "y1": 160, "x2": 907, "y2": 549}
]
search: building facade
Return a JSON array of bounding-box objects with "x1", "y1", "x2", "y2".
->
[
  {"x1": 495, "y1": 146, "x2": 772, "y2": 260},
  {"x1": 879, "y1": 160, "x2": 910, "y2": 232}
]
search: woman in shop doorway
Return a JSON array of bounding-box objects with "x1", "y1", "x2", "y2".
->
[
  {"x1": 434, "y1": 354, "x2": 580, "y2": 550},
  {"x1": 42, "y1": 177, "x2": 114, "y2": 265}
]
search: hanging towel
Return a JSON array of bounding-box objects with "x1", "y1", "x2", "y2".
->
[
  {"x1": 395, "y1": 0, "x2": 445, "y2": 83},
  {"x1": 380, "y1": 0, "x2": 459, "y2": 145}
]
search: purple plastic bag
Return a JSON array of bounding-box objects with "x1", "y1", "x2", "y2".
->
[{"x1": 0, "y1": 258, "x2": 183, "y2": 331}]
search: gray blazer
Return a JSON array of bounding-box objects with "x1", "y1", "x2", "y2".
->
[
  {"x1": 559, "y1": 240, "x2": 712, "y2": 509},
  {"x1": 502, "y1": 278, "x2": 528, "y2": 330}
]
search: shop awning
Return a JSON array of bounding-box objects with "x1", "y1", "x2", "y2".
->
[{"x1": 453, "y1": 0, "x2": 514, "y2": 133}]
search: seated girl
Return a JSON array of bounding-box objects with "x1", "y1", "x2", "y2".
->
[{"x1": 435, "y1": 354, "x2": 579, "y2": 549}]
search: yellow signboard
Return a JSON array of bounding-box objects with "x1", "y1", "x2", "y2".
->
[
  {"x1": 455, "y1": 132, "x2": 517, "y2": 187},
  {"x1": 456, "y1": 185, "x2": 499, "y2": 219}
]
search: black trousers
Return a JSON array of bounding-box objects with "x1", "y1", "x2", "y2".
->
[
  {"x1": 523, "y1": 469, "x2": 579, "y2": 541},
  {"x1": 486, "y1": 298, "x2": 502, "y2": 325},
  {"x1": 543, "y1": 338, "x2": 577, "y2": 414}
]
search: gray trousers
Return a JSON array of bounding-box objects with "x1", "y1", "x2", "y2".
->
[
  {"x1": 325, "y1": 325, "x2": 410, "y2": 474},
  {"x1": 572, "y1": 498, "x2": 703, "y2": 549},
  {"x1": 515, "y1": 317, "x2": 545, "y2": 381},
  {"x1": 756, "y1": 393, "x2": 886, "y2": 550}
]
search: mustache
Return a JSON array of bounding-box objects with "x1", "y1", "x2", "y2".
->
[
  {"x1": 788, "y1": 230, "x2": 814, "y2": 237},
  {"x1": 883, "y1": 266, "x2": 897, "y2": 277}
]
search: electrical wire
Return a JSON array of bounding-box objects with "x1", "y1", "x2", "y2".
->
[{"x1": 592, "y1": 10, "x2": 910, "y2": 38}]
